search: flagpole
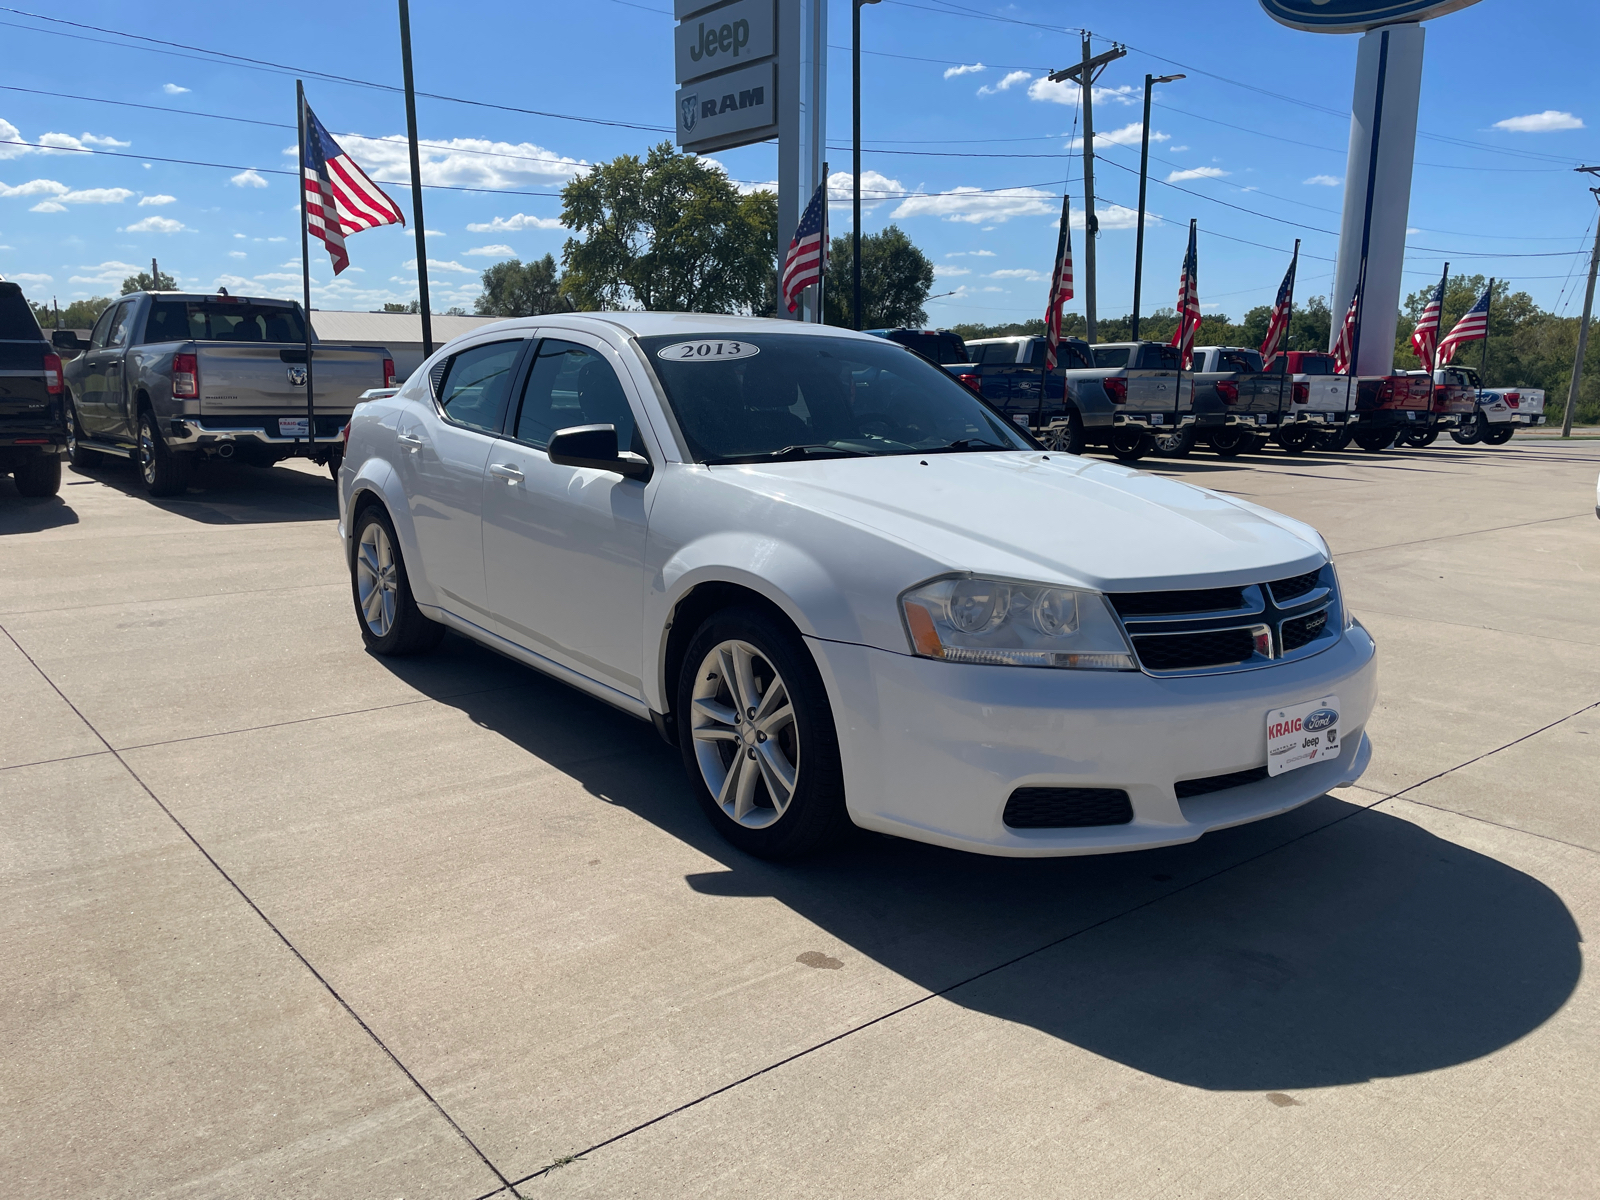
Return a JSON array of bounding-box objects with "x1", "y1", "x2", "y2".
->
[
  {"x1": 296, "y1": 80, "x2": 316, "y2": 458},
  {"x1": 1277, "y1": 238, "x2": 1299, "y2": 415},
  {"x1": 1479, "y1": 277, "x2": 1494, "y2": 377},
  {"x1": 1042, "y1": 192, "x2": 1070, "y2": 427},
  {"x1": 1429, "y1": 261, "x2": 1448, "y2": 372},
  {"x1": 398, "y1": 0, "x2": 433, "y2": 355},
  {"x1": 816, "y1": 162, "x2": 828, "y2": 324}
]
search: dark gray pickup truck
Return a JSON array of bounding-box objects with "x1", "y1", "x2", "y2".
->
[
  {"x1": 58, "y1": 291, "x2": 394, "y2": 496},
  {"x1": 0, "y1": 280, "x2": 66, "y2": 497}
]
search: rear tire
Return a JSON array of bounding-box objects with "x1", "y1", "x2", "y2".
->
[
  {"x1": 1277, "y1": 425, "x2": 1312, "y2": 455},
  {"x1": 1208, "y1": 426, "x2": 1251, "y2": 457},
  {"x1": 137, "y1": 410, "x2": 190, "y2": 497},
  {"x1": 677, "y1": 606, "x2": 849, "y2": 860},
  {"x1": 12, "y1": 454, "x2": 62, "y2": 497},
  {"x1": 1451, "y1": 414, "x2": 1484, "y2": 444},
  {"x1": 1354, "y1": 429, "x2": 1395, "y2": 453},
  {"x1": 1481, "y1": 425, "x2": 1514, "y2": 445},
  {"x1": 1400, "y1": 428, "x2": 1438, "y2": 448},
  {"x1": 1041, "y1": 415, "x2": 1085, "y2": 456},
  {"x1": 1152, "y1": 426, "x2": 1196, "y2": 457},
  {"x1": 1108, "y1": 427, "x2": 1150, "y2": 462},
  {"x1": 350, "y1": 505, "x2": 446, "y2": 656}
]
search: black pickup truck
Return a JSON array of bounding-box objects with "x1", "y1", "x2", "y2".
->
[{"x1": 0, "y1": 280, "x2": 66, "y2": 498}]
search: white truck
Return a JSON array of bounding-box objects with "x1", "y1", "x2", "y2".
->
[{"x1": 1438, "y1": 365, "x2": 1546, "y2": 445}]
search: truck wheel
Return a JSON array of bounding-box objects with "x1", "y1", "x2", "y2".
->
[
  {"x1": 1482, "y1": 425, "x2": 1514, "y2": 446},
  {"x1": 137, "y1": 410, "x2": 191, "y2": 497},
  {"x1": 1041, "y1": 415, "x2": 1084, "y2": 456},
  {"x1": 1400, "y1": 428, "x2": 1438, "y2": 448},
  {"x1": 1354, "y1": 429, "x2": 1395, "y2": 452},
  {"x1": 1208, "y1": 427, "x2": 1251, "y2": 457},
  {"x1": 677, "y1": 606, "x2": 849, "y2": 860},
  {"x1": 13, "y1": 454, "x2": 62, "y2": 498},
  {"x1": 1277, "y1": 425, "x2": 1312, "y2": 455},
  {"x1": 1153, "y1": 426, "x2": 1196, "y2": 457},
  {"x1": 350, "y1": 505, "x2": 445, "y2": 655},
  {"x1": 326, "y1": 448, "x2": 344, "y2": 480},
  {"x1": 1450, "y1": 415, "x2": 1484, "y2": 444},
  {"x1": 66, "y1": 397, "x2": 105, "y2": 470}
]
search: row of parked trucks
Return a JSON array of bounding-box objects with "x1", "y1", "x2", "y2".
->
[{"x1": 881, "y1": 328, "x2": 1545, "y2": 463}]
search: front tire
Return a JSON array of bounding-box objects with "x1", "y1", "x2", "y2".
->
[
  {"x1": 1208, "y1": 426, "x2": 1252, "y2": 457},
  {"x1": 13, "y1": 454, "x2": 62, "y2": 497},
  {"x1": 1153, "y1": 426, "x2": 1196, "y2": 457},
  {"x1": 350, "y1": 505, "x2": 445, "y2": 655},
  {"x1": 66, "y1": 396, "x2": 106, "y2": 470},
  {"x1": 1277, "y1": 424, "x2": 1312, "y2": 455},
  {"x1": 137, "y1": 410, "x2": 190, "y2": 497},
  {"x1": 678, "y1": 607, "x2": 848, "y2": 860},
  {"x1": 1481, "y1": 424, "x2": 1514, "y2": 445},
  {"x1": 1451, "y1": 414, "x2": 1484, "y2": 444}
]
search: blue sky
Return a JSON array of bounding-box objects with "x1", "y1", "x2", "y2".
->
[{"x1": 1, "y1": 0, "x2": 1595, "y2": 326}]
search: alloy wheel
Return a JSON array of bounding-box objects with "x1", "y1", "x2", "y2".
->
[
  {"x1": 689, "y1": 639, "x2": 799, "y2": 829},
  {"x1": 138, "y1": 421, "x2": 157, "y2": 485},
  {"x1": 355, "y1": 520, "x2": 399, "y2": 637}
]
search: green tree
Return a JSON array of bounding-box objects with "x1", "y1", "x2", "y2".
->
[
  {"x1": 29, "y1": 296, "x2": 114, "y2": 330},
  {"x1": 474, "y1": 254, "x2": 570, "y2": 317},
  {"x1": 822, "y1": 225, "x2": 935, "y2": 328},
  {"x1": 122, "y1": 268, "x2": 176, "y2": 294},
  {"x1": 382, "y1": 300, "x2": 422, "y2": 314},
  {"x1": 559, "y1": 142, "x2": 778, "y2": 313}
]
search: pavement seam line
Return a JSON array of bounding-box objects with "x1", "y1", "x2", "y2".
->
[
  {"x1": 0, "y1": 579, "x2": 343, "y2": 619},
  {"x1": 1339, "y1": 511, "x2": 1586, "y2": 557},
  {"x1": 0, "y1": 749, "x2": 115, "y2": 774},
  {"x1": 0, "y1": 621, "x2": 525, "y2": 1200},
  {"x1": 500, "y1": 787, "x2": 1407, "y2": 1189},
  {"x1": 1351, "y1": 608, "x2": 1600, "y2": 648}
]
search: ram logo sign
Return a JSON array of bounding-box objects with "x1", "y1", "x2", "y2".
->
[
  {"x1": 680, "y1": 95, "x2": 699, "y2": 134},
  {"x1": 674, "y1": 60, "x2": 776, "y2": 155},
  {"x1": 1258, "y1": 0, "x2": 1483, "y2": 33}
]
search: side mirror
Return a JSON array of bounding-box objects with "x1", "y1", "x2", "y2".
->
[
  {"x1": 546, "y1": 424, "x2": 652, "y2": 481},
  {"x1": 52, "y1": 329, "x2": 86, "y2": 351}
]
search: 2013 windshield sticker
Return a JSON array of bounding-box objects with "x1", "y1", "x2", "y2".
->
[
  {"x1": 1265, "y1": 694, "x2": 1340, "y2": 777},
  {"x1": 657, "y1": 340, "x2": 760, "y2": 362}
]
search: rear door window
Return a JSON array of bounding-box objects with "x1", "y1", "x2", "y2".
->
[
  {"x1": 0, "y1": 286, "x2": 43, "y2": 341},
  {"x1": 937, "y1": 333, "x2": 968, "y2": 364},
  {"x1": 512, "y1": 340, "x2": 636, "y2": 452},
  {"x1": 1138, "y1": 344, "x2": 1181, "y2": 370},
  {"x1": 436, "y1": 339, "x2": 524, "y2": 434}
]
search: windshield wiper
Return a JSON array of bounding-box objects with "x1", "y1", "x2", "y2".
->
[
  {"x1": 772, "y1": 443, "x2": 872, "y2": 459},
  {"x1": 919, "y1": 438, "x2": 1014, "y2": 453}
]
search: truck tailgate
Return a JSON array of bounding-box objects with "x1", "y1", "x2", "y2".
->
[{"x1": 197, "y1": 344, "x2": 387, "y2": 416}]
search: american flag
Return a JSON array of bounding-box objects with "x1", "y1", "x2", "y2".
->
[
  {"x1": 1410, "y1": 267, "x2": 1448, "y2": 372},
  {"x1": 1437, "y1": 286, "x2": 1491, "y2": 364},
  {"x1": 781, "y1": 179, "x2": 828, "y2": 313},
  {"x1": 302, "y1": 100, "x2": 405, "y2": 276},
  {"x1": 1331, "y1": 287, "x2": 1359, "y2": 374},
  {"x1": 1258, "y1": 243, "x2": 1298, "y2": 362},
  {"x1": 1168, "y1": 220, "x2": 1201, "y2": 367},
  {"x1": 1043, "y1": 195, "x2": 1074, "y2": 370}
]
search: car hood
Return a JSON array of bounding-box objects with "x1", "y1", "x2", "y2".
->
[{"x1": 714, "y1": 452, "x2": 1328, "y2": 591}]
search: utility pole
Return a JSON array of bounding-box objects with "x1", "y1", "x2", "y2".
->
[
  {"x1": 1047, "y1": 35, "x2": 1124, "y2": 344},
  {"x1": 1564, "y1": 173, "x2": 1600, "y2": 437},
  {"x1": 852, "y1": 0, "x2": 881, "y2": 331},
  {"x1": 1131, "y1": 71, "x2": 1183, "y2": 342},
  {"x1": 398, "y1": 0, "x2": 433, "y2": 355},
  {"x1": 151, "y1": 257, "x2": 160, "y2": 290}
]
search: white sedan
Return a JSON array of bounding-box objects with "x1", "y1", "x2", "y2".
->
[{"x1": 338, "y1": 313, "x2": 1376, "y2": 859}]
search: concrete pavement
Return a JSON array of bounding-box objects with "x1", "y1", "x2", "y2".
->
[{"x1": 2, "y1": 439, "x2": 1596, "y2": 1198}]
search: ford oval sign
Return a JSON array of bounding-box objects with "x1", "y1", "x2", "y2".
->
[
  {"x1": 1259, "y1": 0, "x2": 1482, "y2": 34},
  {"x1": 1304, "y1": 707, "x2": 1339, "y2": 733}
]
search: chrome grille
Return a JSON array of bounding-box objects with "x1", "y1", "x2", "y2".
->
[{"x1": 1112, "y1": 564, "x2": 1340, "y2": 676}]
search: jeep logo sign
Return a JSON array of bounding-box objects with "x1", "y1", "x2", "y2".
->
[
  {"x1": 675, "y1": 60, "x2": 776, "y2": 154},
  {"x1": 1258, "y1": 0, "x2": 1482, "y2": 33},
  {"x1": 674, "y1": 0, "x2": 774, "y2": 84}
]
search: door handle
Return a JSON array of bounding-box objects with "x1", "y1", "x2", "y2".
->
[
  {"x1": 489, "y1": 463, "x2": 524, "y2": 483},
  {"x1": 397, "y1": 432, "x2": 424, "y2": 450}
]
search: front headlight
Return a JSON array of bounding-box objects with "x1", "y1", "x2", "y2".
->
[{"x1": 899, "y1": 575, "x2": 1136, "y2": 669}]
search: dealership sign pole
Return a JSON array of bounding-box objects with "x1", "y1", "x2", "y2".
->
[
  {"x1": 675, "y1": 0, "x2": 825, "y2": 322},
  {"x1": 1259, "y1": 0, "x2": 1482, "y2": 376}
]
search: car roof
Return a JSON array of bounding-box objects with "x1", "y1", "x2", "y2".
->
[{"x1": 483, "y1": 312, "x2": 889, "y2": 343}]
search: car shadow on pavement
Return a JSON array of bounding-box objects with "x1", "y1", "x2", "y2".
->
[
  {"x1": 0, "y1": 484, "x2": 80, "y2": 534},
  {"x1": 410, "y1": 652, "x2": 1582, "y2": 1095},
  {"x1": 66, "y1": 458, "x2": 337, "y2": 524}
]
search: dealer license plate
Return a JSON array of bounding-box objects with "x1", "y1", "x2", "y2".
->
[
  {"x1": 1150, "y1": 413, "x2": 1164, "y2": 425},
  {"x1": 279, "y1": 417, "x2": 310, "y2": 437},
  {"x1": 1266, "y1": 694, "x2": 1341, "y2": 777}
]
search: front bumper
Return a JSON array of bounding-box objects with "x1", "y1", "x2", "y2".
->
[{"x1": 807, "y1": 622, "x2": 1378, "y2": 857}]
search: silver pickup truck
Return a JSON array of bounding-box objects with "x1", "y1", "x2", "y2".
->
[{"x1": 57, "y1": 291, "x2": 393, "y2": 496}]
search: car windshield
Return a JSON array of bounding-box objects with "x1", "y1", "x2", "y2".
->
[
  {"x1": 145, "y1": 300, "x2": 306, "y2": 344},
  {"x1": 638, "y1": 332, "x2": 1033, "y2": 464}
]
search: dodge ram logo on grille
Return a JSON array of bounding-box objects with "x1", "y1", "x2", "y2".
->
[{"x1": 287, "y1": 365, "x2": 307, "y2": 387}]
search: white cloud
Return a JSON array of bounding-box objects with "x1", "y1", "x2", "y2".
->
[
  {"x1": 978, "y1": 70, "x2": 1032, "y2": 96},
  {"x1": 266, "y1": 236, "x2": 286, "y2": 242},
  {"x1": 1092, "y1": 84, "x2": 1142, "y2": 106},
  {"x1": 945, "y1": 249, "x2": 996, "y2": 258},
  {"x1": 465, "y1": 212, "x2": 563, "y2": 233},
  {"x1": 122, "y1": 215, "x2": 187, "y2": 233},
  {"x1": 228, "y1": 251, "x2": 247, "y2": 259},
  {"x1": 989, "y1": 268, "x2": 1047, "y2": 282},
  {"x1": 250, "y1": 272, "x2": 303, "y2": 283},
  {"x1": 1303, "y1": 174, "x2": 1342, "y2": 187},
  {"x1": 826, "y1": 169, "x2": 905, "y2": 211},
  {"x1": 29, "y1": 200, "x2": 67, "y2": 212},
  {"x1": 424, "y1": 229, "x2": 445, "y2": 236},
  {"x1": 1166, "y1": 167, "x2": 1229, "y2": 182},
  {"x1": 1170, "y1": 144, "x2": 1189, "y2": 152},
  {"x1": 935, "y1": 265, "x2": 971, "y2": 277},
  {"x1": 466, "y1": 244, "x2": 515, "y2": 256},
  {"x1": 981, "y1": 286, "x2": 1005, "y2": 293},
  {"x1": 402, "y1": 257, "x2": 475, "y2": 273},
  {"x1": 1492, "y1": 110, "x2": 1584, "y2": 133},
  {"x1": 1071, "y1": 203, "x2": 1144, "y2": 232},
  {"x1": 944, "y1": 62, "x2": 985, "y2": 79},
  {"x1": 59, "y1": 187, "x2": 134, "y2": 204},
  {"x1": 230, "y1": 170, "x2": 268, "y2": 189},
  {"x1": 68, "y1": 260, "x2": 141, "y2": 286},
  {"x1": 321, "y1": 133, "x2": 587, "y2": 190},
  {"x1": 1066, "y1": 122, "x2": 1165, "y2": 151},
  {"x1": 893, "y1": 185, "x2": 1056, "y2": 224},
  {"x1": 162, "y1": 83, "x2": 190, "y2": 95},
  {"x1": 138, "y1": 193, "x2": 177, "y2": 205},
  {"x1": 9, "y1": 271, "x2": 52, "y2": 283},
  {"x1": 0, "y1": 178, "x2": 68, "y2": 197},
  {"x1": 0, "y1": 118, "x2": 26, "y2": 159},
  {"x1": 36, "y1": 131, "x2": 131, "y2": 154},
  {"x1": 1026, "y1": 78, "x2": 1143, "y2": 107}
]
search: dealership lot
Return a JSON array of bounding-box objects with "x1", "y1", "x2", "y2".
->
[{"x1": 2, "y1": 439, "x2": 1598, "y2": 1199}]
